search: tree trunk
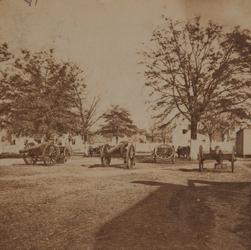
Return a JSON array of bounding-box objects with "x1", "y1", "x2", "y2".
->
[
  {"x1": 190, "y1": 117, "x2": 199, "y2": 160},
  {"x1": 190, "y1": 118, "x2": 198, "y2": 140},
  {"x1": 209, "y1": 134, "x2": 212, "y2": 152},
  {"x1": 83, "y1": 133, "x2": 88, "y2": 143},
  {"x1": 115, "y1": 135, "x2": 118, "y2": 144}
]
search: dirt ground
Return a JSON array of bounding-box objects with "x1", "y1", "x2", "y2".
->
[{"x1": 0, "y1": 156, "x2": 251, "y2": 250}]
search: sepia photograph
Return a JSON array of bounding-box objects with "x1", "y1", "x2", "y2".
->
[{"x1": 0, "y1": 0, "x2": 251, "y2": 249}]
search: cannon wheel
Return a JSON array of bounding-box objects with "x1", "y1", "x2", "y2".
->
[
  {"x1": 23, "y1": 154, "x2": 37, "y2": 165},
  {"x1": 231, "y1": 146, "x2": 235, "y2": 173},
  {"x1": 152, "y1": 145, "x2": 175, "y2": 163},
  {"x1": 101, "y1": 144, "x2": 111, "y2": 166},
  {"x1": 152, "y1": 148, "x2": 157, "y2": 163},
  {"x1": 126, "y1": 144, "x2": 135, "y2": 169},
  {"x1": 198, "y1": 145, "x2": 204, "y2": 172},
  {"x1": 23, "y1": 143, "x2": 37, "y2": 165},
  {"x1": 43, "y1": 144, "x2": 60, "y2": 166},
  {"x1": 62, "y1": 146, "x2": 72, "y2": 163}
]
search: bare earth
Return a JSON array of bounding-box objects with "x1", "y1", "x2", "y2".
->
[{"x1": 0, "y1": 157, "x2": 251, "y2": 250}]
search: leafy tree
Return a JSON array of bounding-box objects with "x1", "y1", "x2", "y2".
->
[
  {"x1": 0, "y1": 43, "x2": 13, "y2": 128},
  {"x1": 73, "y1": 88, "x2": 101, "y2": 142},
  {"x1": 0, "y1": 43, "x2": 12, "y2": 63},
  {"x1": 99, "y1": 105, "x2": 137, "y2": 144},
  {"x1": 6, "y1": 49, "x2": 83, "y2": 138},
  {"x1": 141, "y1": 16, "x2": 251, "y2": 148},
  {"x1": 148, "y1": 120, "x2": 173, "y2": 143},
  {"x1": 200, "y1": 111, "x2": 249, "y2": 150}
]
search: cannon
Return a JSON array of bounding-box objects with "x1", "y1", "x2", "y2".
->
[
  {"x1": 176, "y1": 146, "x2": 190, "y2": 159},
  {"x1": 152, "y1": 144, "x2": 175, "y2": 163},
  {"x1": 88, "y1": 145, "x2": 103, "y2": 157},
  {"x1": 19, "y1": 142, "x2": 72, "y2": 166},
  {"x1": 198, "y1": 145, "x2": 236, "y2": 172},
  {"x1": 100, "y1": 141, "x2": 136, "y2": 169}
]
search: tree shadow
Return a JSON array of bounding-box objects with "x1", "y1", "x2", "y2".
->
[
  {"x1": 94, "y1": 180, "x2": 251, "y2": 250},
  {"x1": 136, "y1": 156, "x2": 175, "y2": 164},
  {"x1": 88, "y1": 164, "x2": 128, "y2": 170},
  {"x1": 12, "y1": 163, "x2": 51, "y2": 167},
  {"x1": 178, "y1": 168, "x2": 231, "y2": 173}
]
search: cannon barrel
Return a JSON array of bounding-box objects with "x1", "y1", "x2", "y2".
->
[
  {"x1": 19, "y1": 144, "x2": 41, "y2": 154},
  {"x1": 106, "y1": 141, "x2": 128, "y2": 155}
]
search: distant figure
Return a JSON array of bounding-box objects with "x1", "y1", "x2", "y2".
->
[
  {"x1": 88, "y1": 145, "x2": 93, "y2": 157},
  {"x1": 214, "y1": 146, "x2": 223, "y2": 168}
]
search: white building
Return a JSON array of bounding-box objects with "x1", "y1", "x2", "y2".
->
[
  {"x1": 172, "y1": 120, "x2": 209, "y2": 149},
  {"x1": 236, "y1": 128, "x2": 251, "y2": 157}
]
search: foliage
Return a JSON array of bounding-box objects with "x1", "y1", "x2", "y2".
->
[
  {"x1": 0, "y1": 43, "x2": 12, "y2": 63},
  {"x1": 99, "y1": 105, "x2": 137, "y2": 143},
  {"x1": 141, "y1": 16, "x2": 251, "y2": 139},
  {"x1": 148, "y1": 120, "x2": 173, "y2": 143},
  {"x1": 3, "y1": 49, "x2": 84, "y2": 138},
  {"x1": 0, "y1": 43, "x2": 13, "y2": 127},
  {"x1": 199, "y1": 111, "x2": 249, "y2": 146},
  {"x1": 73, "y1": 88, "x2": 101, "y2": 142}
]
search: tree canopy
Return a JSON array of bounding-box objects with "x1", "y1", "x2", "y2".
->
[
  {"x1": 199, "y1": 112, "x2": 246, "y2": 149},
  {"x1": 0, "y1": 43, "x2": 13, "y2": 127},
  {"x1": 0, "y1": 49, "x2": 88, "y2": 139},
  {"x1": 141, "y1": 16, "x2": 251, "y2": 140},
  {"x1": 99, "y1": 105, "x2": 137, "y2": 143}
]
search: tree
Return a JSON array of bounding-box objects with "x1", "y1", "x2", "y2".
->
[
  {"x1": 5, "y1": 49, "x2": 83, "y2": 138},
  {"x1": 0, "y1": 43, "x2": 13, "y2": 128},
  {"x1": 0, "y1": 43, "x2": 12, "y2": 63},
  {"x1": 141, "y1": 16, "x2": 251, "y2": 157},
  {"x1": 99, "y1": 105, "x2": 137, "y2": 144},
  {"x1": 74, "y1": 91, "x2": 101, "y2": 142},
  {"x1": 200, "y1": 111, "x2": 248, "y2": 150},
  {"x1": 148, "y1": 120, "x2": 173, "y2": 143}
]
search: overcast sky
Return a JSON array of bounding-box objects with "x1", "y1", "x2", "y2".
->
[{"x1": 0, "y1": 0, "x2": 250, "y2": 129}]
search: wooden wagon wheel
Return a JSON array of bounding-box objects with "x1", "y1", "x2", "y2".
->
[
  {"x1": 23, "y1": 154, "x2": 37, "y2": 165},
  {"x1": 171, "y1": 146, "x2": 175, "y2": 163},
  {"x1": 198, "y1": 145, "x2": 204, "y2": 172},
  {"x1": 126, "y1": 144, "x2": 135, "y2": 169},
  {"x1": 231, "y1": 146, "x2": 235, "y2": 173},
  {"x1": 152, "y1": 148, "x2": 157, "y2": 163},
  {"x1": 100, "y1": 144, "x2": 111, "y2": 166},
  {"x1": 152, "y1": 145, "x2": 175, "y2": 163},
  {"x1": 23, "y1": 143, "x2": 37, "y2": 165},
  {"x1": 43, "y1": 144, "x2": 60, "y2": 166},
  {"x1": 62, "y1": 146, "x2": 72, "y2": 163}
]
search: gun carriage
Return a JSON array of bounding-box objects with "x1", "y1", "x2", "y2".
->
[
  {"x1": 198, "y1": 146, "x2": 236, "y2": 172},
  {"x1": 152, "y1": 144, "x2": 175, "y2": 163},
  {"x1": 176, "y1": 146, "x2": 190, "y2": 159},
  {"x1": 100, "y1": 141, "x2": 136, "y2": 169},
  {"x1": 19, "y1": 142, "x2": 72, "y2": 166}
]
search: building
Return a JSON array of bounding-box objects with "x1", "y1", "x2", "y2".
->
[{"x1": 236, "y1": 128, "x2": 251, "y2": 157}]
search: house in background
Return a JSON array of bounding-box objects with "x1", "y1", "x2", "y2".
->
[
  {"x1": 172, "y1": 120, "x2": 209, "y2": 149},
  {"x1": 236, "y1": 128, "x2": 251, "y2": 157}
]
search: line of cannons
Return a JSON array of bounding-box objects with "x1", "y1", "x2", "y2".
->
[
  {"x1": 89, "y1": 143, "x2": 237, "y2": 172},
  {"x1": 19, "y1": 141, "x2": 237, "y2": 172}
]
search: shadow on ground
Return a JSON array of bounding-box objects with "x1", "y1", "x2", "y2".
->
[
  {"x1": 178, "y1": 167, "x2": 232, "y2": 173},
  {"x1": 88, "y1": 164, "x2": 129, "y2": 169},
  {"x1": 94, "y1": 180, "x2": 251, "y2": 250},
  {"x1": 136, "y1": 156, "x2": 174, "y2": 164}
]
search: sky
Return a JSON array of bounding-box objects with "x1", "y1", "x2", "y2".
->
[{"x1": 0, "y1": 0, "x2": 250, "y2": 129}]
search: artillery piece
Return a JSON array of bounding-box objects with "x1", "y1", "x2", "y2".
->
[
  {"x1": 198, "y1": 145, "x2": 236, "y2": 172},
  {"x1": 19, "y1": 142, "x2": 72, "y2": 166},
  {"x1": 100, "y1": 141, "x2": 136, "y2": 169},
  {"x1": 152, "y1": 144, "x2": 175, "y2": 163}
]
